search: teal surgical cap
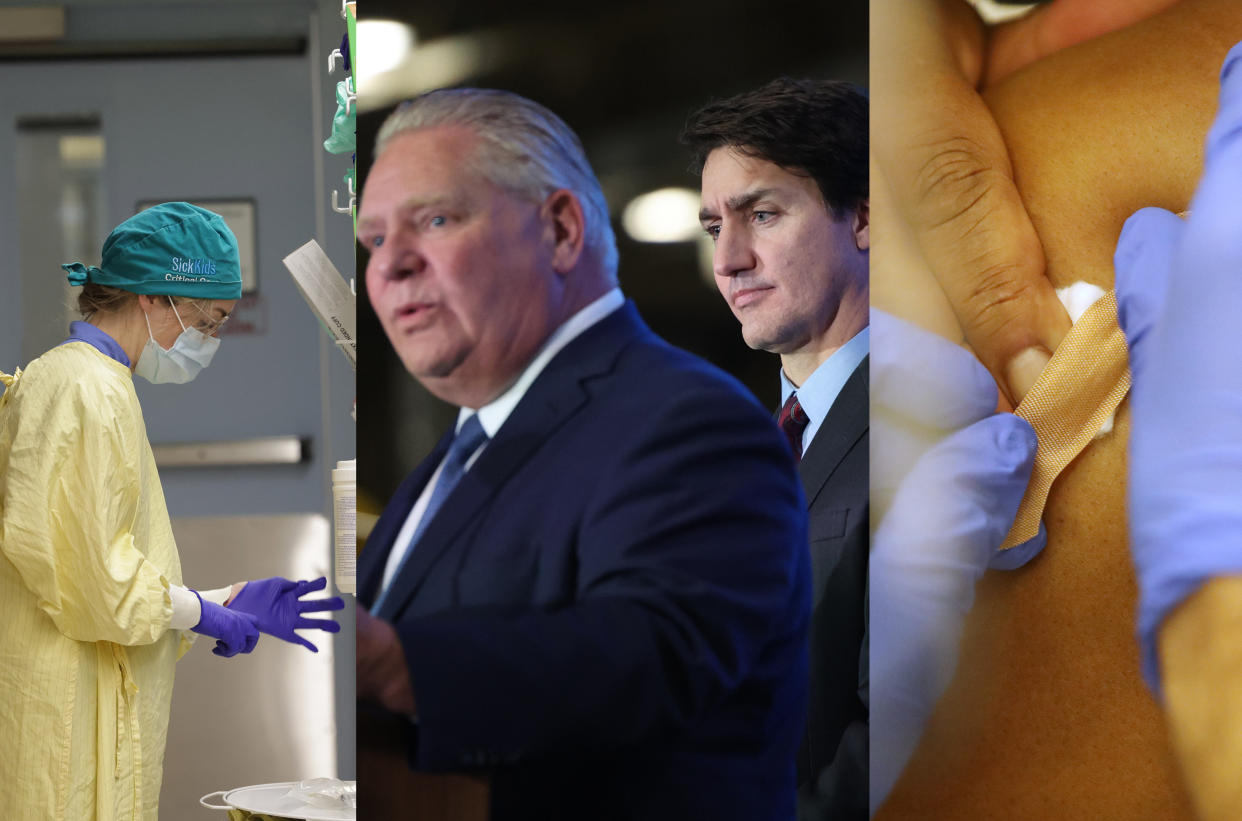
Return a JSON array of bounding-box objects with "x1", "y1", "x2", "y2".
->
[{"x1": 62, "y1": 202, "x2": 243, "y2": 299}]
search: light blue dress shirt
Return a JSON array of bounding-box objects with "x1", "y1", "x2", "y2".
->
[{"x1": 779, "y1": 326, "x2": 869, "y2": 453}]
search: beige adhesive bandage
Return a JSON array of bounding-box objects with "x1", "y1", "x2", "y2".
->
[{"x1": 1000, "y1": 290, "x2": 1131, "y2": 549}]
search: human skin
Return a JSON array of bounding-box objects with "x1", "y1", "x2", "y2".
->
[
  {"x1": 357, "y1": 126, "x2": 600, "y2": 409},
  {"x1": 873, "y1": 1, "x2": 1242, "y2": 818},
  {"x1": 698, "y1": 147, "x2": 869, "y2": 386},
  {"x1": 872, "y1": 0, "x2": 1180, "y2": 407},
  {"x1": 89, "y1": 295, "x2": 235, "y2": 373},
  {"x1": 1159, "y1": 576, "x2": 1242, "y2": 821}
]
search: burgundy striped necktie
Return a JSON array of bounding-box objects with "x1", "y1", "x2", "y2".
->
[{"x1": 778, "y1": 393, "x2": 810, "y2": 462}]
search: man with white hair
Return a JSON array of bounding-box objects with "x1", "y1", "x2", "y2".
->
[{"x1": 354, "y1": 87, "x2": 812, "y2": 820}]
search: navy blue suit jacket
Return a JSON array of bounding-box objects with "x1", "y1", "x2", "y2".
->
[{"x1": 359, "y1": 303, "x2": 811, "y2": 821}]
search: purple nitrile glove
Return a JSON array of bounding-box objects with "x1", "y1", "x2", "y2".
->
[
  {"x1": 1113, "y1": 41, "x2": 1242, "y2": 694},
  {"x1": 190, "y1": 590, "x2": 260, "y2": 657},
  {"x1": 870, "y1": 309, "x2": 1043, "y2": 813},
  {"x1": 227, "y1": 576, "x2": 345, "y2": 652}
]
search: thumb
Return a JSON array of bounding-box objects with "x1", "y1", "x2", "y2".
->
[
  {"x1": 233, "y1": 609, "x2": 260, "y2": 633},
  {"x1": 233, "y1": 607, "x2": 258, "y2": 625},
  {"x1": 876, "y1": 413, "x2": 1037, "y2": 582},
  {"x1": 1114, "y1": 206, "x2": 1182, "y2": 373}
]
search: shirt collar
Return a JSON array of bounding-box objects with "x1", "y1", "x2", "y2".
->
[
  {"x1": 457, "y1": 287, "x2": 626, "y2": 437},
  {"x1": 61, "y1": 321, "x2": 132, "y2": 368},
  {"x1": 779, "y1": 325, "x2": 869, "y2": 433}
]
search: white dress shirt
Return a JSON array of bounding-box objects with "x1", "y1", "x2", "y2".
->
[{"x1": 379, "y1": 287, "x2": 626, "y2": 593}]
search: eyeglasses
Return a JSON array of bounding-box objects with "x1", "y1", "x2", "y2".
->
[{"x1": 171, "y1": 297, "x2": 231, "y2": 337}]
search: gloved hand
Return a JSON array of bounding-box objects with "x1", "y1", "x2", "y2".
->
[
  {"x1": 1113, "y1": 41, "x2": 1242, "y2": 693},
  {"x1": 190, "y1": 590, "x2": 260, "y2": 658},
  {"x1": 227, "y1": 576, "x2": 345, "y2": 652},
  {"x1": 870, "y1": 309, "x2": 1043, "y2": 812}
]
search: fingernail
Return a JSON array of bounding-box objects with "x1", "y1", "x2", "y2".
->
[{"x1": 1004, "y1": 346, "x2": 1051, "y2": 405}]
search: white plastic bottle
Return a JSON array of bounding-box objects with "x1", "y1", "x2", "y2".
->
[{"x1": 332, "y1": 459, "x2": 356, "y2": 594}]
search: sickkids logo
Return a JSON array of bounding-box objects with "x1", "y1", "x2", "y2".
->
[{"x1": 166, "y1": 256, "x2": 217, "y2": 282}]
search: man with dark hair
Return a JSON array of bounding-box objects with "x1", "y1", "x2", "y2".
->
[{"x1": 684, "y1": 77, "x2": 869, "y2": 820}]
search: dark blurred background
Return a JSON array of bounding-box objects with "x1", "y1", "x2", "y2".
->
[{"x1": 356, "y1": 0, "x2": 867, "y2": 507}]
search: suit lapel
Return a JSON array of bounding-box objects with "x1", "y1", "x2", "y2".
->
[
  {"x1": 358, "y1": 431, "x2": 452, "y2": 607},
  {"x1": 376, "y1": 302, "x2": 646, "y2": 619},
  {"x1": 799, "y1": 356, "x2": 869, "y2": 507}
]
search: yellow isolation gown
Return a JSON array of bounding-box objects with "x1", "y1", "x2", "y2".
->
[{"x1": 0, "y1": 342, "x2": 193, "y2": 820}]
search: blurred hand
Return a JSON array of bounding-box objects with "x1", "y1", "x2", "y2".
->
[
  {"x1": 872, "y1": 0, "x2": 1176, "y2": 406},
  {"x1": 1113, "y1": 40, "x2": 1242, "y2": 691},
  {"x1": 357, "y1": 606, "x2": 416, "y2": 716},
  {"x1": 870, "y1": 309, "x2": 1042, "y2": 812}
]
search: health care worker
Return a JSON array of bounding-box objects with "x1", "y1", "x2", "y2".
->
[
  {"x1": 0, "y1": 202, "x2": 344, "y2": 820},
  {"x1": 871, "y1": 41, "x2": 1242, "y2": 820}
]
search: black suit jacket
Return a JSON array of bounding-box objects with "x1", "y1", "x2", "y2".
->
[
  {"x1": 359, "y1": 303, "x2": 812, "y2": 821},
  {"x1": 795, "y1": 357, "x2": 869, "y2": 821}
]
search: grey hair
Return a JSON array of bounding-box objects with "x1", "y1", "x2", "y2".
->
[{"x1": 375, "y1": 88, "x2": 619, "y2": 278}]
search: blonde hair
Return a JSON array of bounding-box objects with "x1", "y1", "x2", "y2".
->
[
  {"x1": 75, "y1": 283, "x2": 214, "y2": 320},
  {"x1": 76, "y1": 283, "x2": 136, "y2": 319}
]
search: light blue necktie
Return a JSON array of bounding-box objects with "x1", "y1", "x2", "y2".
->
[{"x1": 372, "y1": 413, "x2": 489, "y2": 617}]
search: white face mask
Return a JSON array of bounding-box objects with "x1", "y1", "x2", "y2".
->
[{"x1": 134, "y1": 297, "x2": 220, "y2": 384}]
